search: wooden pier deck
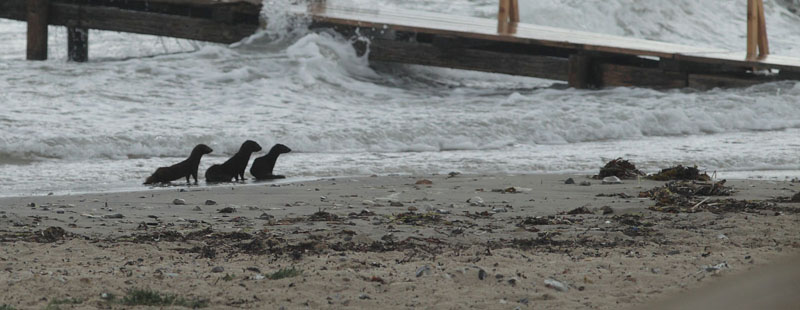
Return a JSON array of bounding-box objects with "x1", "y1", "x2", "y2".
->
[{"x1": 2, "y1": 0, "x2": 800, "y2": 89}]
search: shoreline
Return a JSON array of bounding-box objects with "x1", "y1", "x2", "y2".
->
[
  {"x1": 1, "y1": 173, "x2": 798, "y2": 309},
  {"x1": 4, "y1": 168, "x2": 799, "y2": 199}
]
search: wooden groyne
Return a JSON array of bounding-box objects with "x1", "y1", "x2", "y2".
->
[{"x1": 2, "y1": 0, "x2": 800, "y2": 89}]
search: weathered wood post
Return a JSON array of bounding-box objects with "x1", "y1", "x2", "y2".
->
[
  {"x1": 26, "y1": 0, "x2": 49, "y2": 60},
  {"x1": 67, "y1": 27, "x2": 89, "y2": 62},
  {"x1": 746, "y1": 0, "x2": 769, "y2": 60},
  {"x1": 497, "y1": 0, "x2": 518, "y2": 34},
  {"x1": 568, "y1": 54, "x2": 592, "y2": 89}
]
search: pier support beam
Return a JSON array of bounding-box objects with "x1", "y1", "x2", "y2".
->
[
  {"x1": 67, "y1": 27, "x2": 88, "y2": 62},
  {"x1": 26, "y1": 0, "x2": 49, "y2": 60},
  {"x1": 746, "y1": 0, "x2": 769, "y2": 60},
  {"x1": 568, "y1": 54, "x2": 592, "y2": 89}
]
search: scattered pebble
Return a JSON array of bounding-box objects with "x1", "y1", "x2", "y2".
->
[
  {"x1": 564, "y1": 178, "x2": 575, "y2": 184},
  {"x1": 415, "y1": 179, "x2": 433, "y2": 185},
  {"x1": 600, "y1": 206, "x2": 614, "y2": 215},
  {"x1": 416, "y1": 265, "x2": 431, "y2": 277},
  {"x1": 703, "y1": 262, "x2": 729, "y2": 272},
  {"x1": 205, "y1": 200, "x2": 217, "y2": 205},
  {"x1": 192, "y1": 206, "x2": 202, "y2": 211},
  {"x1": 407, "y1": 206, "x2": 418, "y2": 212},
  {"x1": 544, "y1": 278, "x2": 569, "y2": 292},
  {"x1": 602, "y1": 176, "x2": 622, "y2": 184},
  {"x1": 173, "y1": 198, "x2": 186, "y2": 205},
  {"x1": 390, "y1": 201, "x2": 404, "y2": 207},
  {"x1": 651, "y1": 268, "x2": 661, "y2": 274},
  {"x1": 258, "y1": 213, "x2": 275, "y2": 220},
  {"x1": 358, "y1": 294, "x2": 371, "y2": 300},
  {"x1": 211, "y1": 266, "x2": 224, "y2": 273},
  {"x1": 218, "y1": 207, "x2": 235, "y2": 213},
  {"x1": 103, "y1": 213, "x2": 124, "y2": 219},
  {"x1": 478, "y1": 269, "x2": 487, "y2": 280},
  {"x1": 468, "y1": 196, "x2": 485, "y2": 207},
  {"x1": 579, "y1": 181, "x2": 591, "y2": 186},
  {"x1": 491, "y1": 207, "x2": 508, "y2": 213}
]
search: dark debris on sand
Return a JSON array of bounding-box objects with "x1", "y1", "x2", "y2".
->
[
  {"x1": 646, "y1": 165, "x2": 711, "y2": 181},
  {"x1": 639, "y1": 180, "x2": 733, "y2": 206},
  {"x1": 593, "y1": 158, "x2": 644, "y2": 180}
]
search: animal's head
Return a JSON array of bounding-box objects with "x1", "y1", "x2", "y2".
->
[
  {"x1": 271, "y1": 144, "x2": 292, "y2": 154},
  {"x1": 241, "y1": 140, "x2": 263, "y2": 153},
  {"x1": 192, "y1": 144, "x2": 213, "y2": 155}
]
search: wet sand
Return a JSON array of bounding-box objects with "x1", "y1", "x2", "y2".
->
[{"x1": 1, "y1": 173, "x2": 798, "y2": 309}]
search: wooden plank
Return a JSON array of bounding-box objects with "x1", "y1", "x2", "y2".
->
[
  {"x1": 688, "y1": 73, "x2": 767, "y2": 89},
  {"x1": 292, "y1": 4, "x2": 726, "y2": 59},
  {"x1": 139, "y1": 0, "x2": 261, "y2": 5},
  {"x1": 26, "y1": 0, "x2": 49, "y2": 60},
  {"x1": 595, "y1": 63, "x2": 686, "y2": 88},
  {"x1": 568, "y1": 54, "x2": 591, "y2": 88},
  {"x1": 67, "y1": 27, "x2": 88, "y2": 62},
  {"x1": 366, "y1": 39, "x2": 569, "y2": 81},
  {"x1": 677, "y1": 52, "x2": 800, "y2": 72},
  {"x1": 46, "y1": 3, "x2": 257, "y2": 43},
  {"x1": 0, "y1": 0, "x2": 26, "y2": 21}
]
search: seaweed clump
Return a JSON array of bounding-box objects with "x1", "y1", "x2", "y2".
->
[
  {"x1": 646, "y1": 165, "x2": 710, "y2": 181},
  {"x1": 594, "y1": 158, "x2": 644, "y2": 179}
]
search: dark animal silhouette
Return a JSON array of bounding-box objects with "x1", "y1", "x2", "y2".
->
[
  {"x1": 250, "y1": 144, "x2": 292, "y2": 180},
  {"x1": 205, "y1": 140, "x2": 262, "y2": 182},
  {"x1": 144, "y1": 144, "x2": 213, "y2": 185}
]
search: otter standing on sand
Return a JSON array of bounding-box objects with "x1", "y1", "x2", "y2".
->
[
  {"x1": 144, "y1": 144, "x2": 213, "y2": 185},
  {"x1": 205, "y1": 140, "x2": 262, "y2": 182},
  {"x1": 250, "y1": 144, "x2": 292, "y2": 180}
]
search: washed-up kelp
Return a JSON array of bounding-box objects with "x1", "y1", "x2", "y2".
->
[
  {"x1": 646, "y1": 165, "x2": 711, "y2": 181},
  {"x1": 594, "y1": 158, "x2": 644, "y2": 179},
  {"x1": 649, "y1": 198, "x2": 780, "y2": 214},
  {"x1": 639, "y1": 180, "x2": 733, "y2": 206}
]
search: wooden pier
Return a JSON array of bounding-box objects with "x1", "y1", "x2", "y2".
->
[{"x1": 2, "y1": 0, "x2": 800, "y2": 89}]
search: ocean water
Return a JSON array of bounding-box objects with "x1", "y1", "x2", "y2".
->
[{"x1": 1, "y1": 0, "x2": 800, "y2": 197}]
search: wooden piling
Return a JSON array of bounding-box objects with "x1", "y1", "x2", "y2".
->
[
  {"x1": 497, "y1": 0, "x2": 518, "y2": 34},
  {"x1": 568, "y1": 54, "x2": 591, "y2": 89},
  {"x1": 497, "y1": 0, "x2": 509, "y2": 34},
  {"x1": 67, "y1": 27, "x2": 88, "y2": 62},
  {"x1": 755, "y1": 0, "x2": 769, "y2": 58},
  {"x1": 26, "y1": 0, "x2": 49, "y2": 60},
  {"x1": 747, "y1": 0, "x2": 768, "y2": 60}
]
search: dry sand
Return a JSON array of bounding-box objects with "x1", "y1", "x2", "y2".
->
[{"x1": 0, "y1": 173, "x2": 798, "y2": 309}]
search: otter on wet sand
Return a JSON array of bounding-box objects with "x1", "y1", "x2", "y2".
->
[
  {"x1": 144, "y1": 144, "x2": 213, "y2": 185},
  {"x1": 250, "y1": 144, "x2": 292, "y2": 180},
  {"x1": 205, "y1": 140, "x2": 262, "y2": 182}
]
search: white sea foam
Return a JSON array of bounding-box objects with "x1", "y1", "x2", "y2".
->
[{"x1": 1, "y1": 0, "x2": 799, "y2": 196}]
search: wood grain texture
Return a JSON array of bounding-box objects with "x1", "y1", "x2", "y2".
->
[
  {"x1": 367, "y1": 39, "x2": 569, "y2": 81},
  {"x1": 46, "y1": 3, "x2": 257, "y2": 43},
  {"x1": 594, "y1": 63, "x2": 687, "y2": 88},
  {"x1": 26, "y1": 0, "x2": 49, "y2": 60},
  {"x1": 755, "y1": 0, "x2": 769, "y2": 58}
]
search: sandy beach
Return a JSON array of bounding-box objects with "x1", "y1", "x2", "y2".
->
[{"x1": 0, "y1": 173, "x2": 799, "y2": 309}]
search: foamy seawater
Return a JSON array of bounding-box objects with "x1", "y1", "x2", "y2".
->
[{"x1": 1, "y1": 0, "x2": 800, "y2": 197}]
